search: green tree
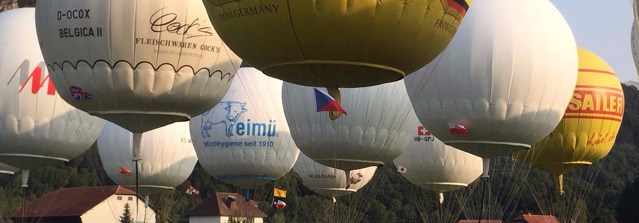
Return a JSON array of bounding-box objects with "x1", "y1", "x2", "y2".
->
[{"x1": 120, "y1": 203, "x2": 134, "y2": 223}]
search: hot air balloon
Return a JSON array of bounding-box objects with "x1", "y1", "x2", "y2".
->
[
  {"x1": 282, "y1": 79, "x2": 415, "y2": 173},
  {"x1": 0, "y1": 162, "x2": 18, "y2": 175},
  {"x1": 201, "y1": 0, "x2": 472, "y2": 105},
  {"x1": 394, "y1": 125, "x2": 482, "y2": 204},
  {"x1": 294, "y1": 152, "x2": 377, "y2": 200},
  {"x1": 35, "y1": 0, "x2": 242, "y2": 133},
  {"x1": 0, "y1": 8, "x2": 104, "y2": 187},
  {"x1": 404, "y1": 0, "x2": 578, "y2": 177},
  {"x1": 190, "y1": 67, "x2": 299, "y2": 199},
  {"x1": 515, "y1": 48, "x2": 624, "y2": 195},
  {"x1": 97, "y1": 121, "x2": 198, "y2": 196}
]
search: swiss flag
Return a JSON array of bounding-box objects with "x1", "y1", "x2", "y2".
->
[
  {"x1": 186, "y1": 185, "x2": 200, "y2": 196},
  {"x1": 448, "y1": 123, "x2": 469, "y2": 135},
  {"x1": 417, "y1": 126, "x2": 431, "y2": 136}
]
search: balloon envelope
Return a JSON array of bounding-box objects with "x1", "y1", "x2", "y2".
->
[
  {"x1": 294, "y1": 152, "x2": 377, "y2": 197},
  {"x1": 98, "y1": 121, "x2": 197, "y2": 196},
  {"x1": 515, "y1": 48, "x2": 624, "y2": 176},
  {"x1": 282, "y1": 80, "x2": 415, "y2": 171},
  {"x1": 0, "y1": 8, "x2": 104, "y2": 170},
  {"x1": 404, "y1": 0, "x2": 578, "y2": 158},
  {"x1": 0, "y1": 162, "x2": 18, "y2": 175},
  {"x1": 202, "y1": 0, "x2": 471, "y2": 88},
  {"x1": 190, "y1": 68, "x2": 299, "y2": 188},
  {"x1": 35, "y1": 0, "x2": 242, "y2": 133}
]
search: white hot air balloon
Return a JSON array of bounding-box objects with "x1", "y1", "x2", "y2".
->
[
  {"x1": 190, "y1": 68, "x2": 299, "y2": 198},
  {"x1": 0, "y1": 8, "x2": 104, "y2": 187},
  {"x1": 0, "y1": 162, "x2": 18, "y2": 175},
  {"x1": 35, "y1": 0, "x2": 242, "y2": 133},
  {"x1": 404, "y1": 0, "x2": 578, "y2": 177},
  {"x1": 282, "y1": 80, "x2": 415, "y2": 173},
  {"x1": 394, "y1": 123, "x2": 482, "y2": 204},
  {"x1": 293, "y1": 152, "x2": 377, "y2": 200},
  {"x1": 97, "y1": 121, "x2": 197, "y2": 196}
]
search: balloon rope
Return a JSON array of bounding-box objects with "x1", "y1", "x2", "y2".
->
[
  {"x1": 132, "y1": 132, "x2": 143, "y2": 221},
  {"x1": 478, "y1": 177, "x2": 488, "y2": 223}
]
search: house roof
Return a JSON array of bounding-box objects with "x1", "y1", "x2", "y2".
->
[
  {"x1": 12, "y1": 186, "x2": 137, "y2": 218},
  {"x1": 512, "y1": 214, "x2": 561, "y2": 223},
  {"x1": 458, "y1": 220, "x2": 504, "y2": 223},
  {"x1": 188, "y1": 192, "x2": 267, "y2": 218}
]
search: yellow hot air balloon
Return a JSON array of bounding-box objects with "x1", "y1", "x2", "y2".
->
[
  {"x1": 515, "y1": 48, "x2": 624, "y2": 194},
  {"x1": 202, "y1": 0, "x2": 471, "y2": 91}
]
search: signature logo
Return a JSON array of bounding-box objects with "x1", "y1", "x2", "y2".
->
[{"x1": 150, "y1": 8, "x2": 214, "y2": 39}]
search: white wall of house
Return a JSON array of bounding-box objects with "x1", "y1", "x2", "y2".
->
[
  {"x1": 189, "y1": 216, "x2": 264, "y2": 223},
  {"x1": 81, "y1": 194, "x2": 156, "y2": 223}
]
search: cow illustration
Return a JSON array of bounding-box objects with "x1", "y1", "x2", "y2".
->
[{"x1": 201, "y1": 101, "x2": 248, "y2": 138}]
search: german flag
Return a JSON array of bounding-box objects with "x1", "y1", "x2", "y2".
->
[{"x1": 442, "y1": 0, "x2": 471, "y2": 20}]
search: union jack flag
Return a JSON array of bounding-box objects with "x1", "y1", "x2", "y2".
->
[{"x1": 69, "y1": 86, "x2": 92, "y2": 100}]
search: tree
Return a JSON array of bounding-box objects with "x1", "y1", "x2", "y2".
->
[
  {"x1": 0, "y1": 0, "x2": 17, "y2": 12},
  {"x1": 120, "y1": 203, "x2": 134, "y2": 223}
]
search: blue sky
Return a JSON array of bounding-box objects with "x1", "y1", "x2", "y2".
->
[{"x1": 550, "y1": 0, "x2": 637, "y2": 82}]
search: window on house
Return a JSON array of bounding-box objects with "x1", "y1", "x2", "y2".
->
[
  {"x1": 117, "y1": 196, "x2": 122, "y2": 200},
  {"x1": 128, "y1": 197, "x2": 133, "y2": 201}
]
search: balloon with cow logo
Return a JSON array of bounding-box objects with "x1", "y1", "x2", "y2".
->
[
  {"x1": 201, "y1": 0, "x2": 472, "y2": 109},
  {"x1": 293, "y1": 152, "x2": 377, "y2": 199},
  {"x1": 404, "y1": 0, "x2": 578, "y2": 177},
  {"x1": 35, "y1": 0, "x2": 242, "y2": 134},
  {"x1": 0, "y1": 162, "x2": 18, "y2": 175},
  {"x1": 98, "y1": 121, "x2": 197, "y2": 196},
  {"x1": 394, "y1": 123, "x2": 482, "y2": 204},
  {"x1": 282, "y1": 79, "x2": 415, "y2": 172},
  {"x1": 190, "y1": 67, "x2": 300, "y2": 191},
  {"x1": 0, "y1": 8, "x2": 104, "y2": 187},
  {"x1": 515, "y1": 48, "x2": 624, "y2": 195}
]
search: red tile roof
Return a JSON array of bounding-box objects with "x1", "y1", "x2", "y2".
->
[
  {"x1": 12, "y1": 186, "x2": 137, "y2": 218},
  {"x1": 188, "y1": 192, "x2": 267, "y2": 218},
  {"x1": 512, "y1": 214, "x2": 561, "y2": 223}
]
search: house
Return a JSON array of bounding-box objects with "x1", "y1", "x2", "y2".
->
[
  {"x1": 188, "y1": 192, "x2": 267, "y2": 223},
  {"x1": 458, "y1": 220, "x2": 504, "y2": 223},
  {"x1": 11, "y1": 186, "x2": 156, "y2": 223},
  {"x1": 512, "y1": 213, "x2": 561, "y2": 223}
]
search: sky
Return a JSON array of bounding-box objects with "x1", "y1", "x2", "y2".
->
[{"x1": 550, "y1": 0, "x2": 638, "y2": 82}]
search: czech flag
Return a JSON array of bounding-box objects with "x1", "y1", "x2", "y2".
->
[
  {"x1": 314, "y1": 88, "x2": 347, "y2": 115},
  {"x1": 448, "y1": 123, "x2": 469, "y2": 135}
]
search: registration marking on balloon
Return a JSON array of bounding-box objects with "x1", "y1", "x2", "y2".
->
[
  {"x1": 57, "y1": 9, "x2": 103, "y2": 38},
  {"x1": 200, "y1": 101, "x2": 277, "y2": 148}
]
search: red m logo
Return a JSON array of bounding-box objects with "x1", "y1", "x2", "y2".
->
[{"x1": 7, "y1": 60, "x2": 56, "y2": 95}]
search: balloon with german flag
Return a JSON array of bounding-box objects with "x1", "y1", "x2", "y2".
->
[
  {"x1": 515, "y1": 48, "x2": 624, "y2": 195},
  {"x1": 202, "y1": 0, "x2": 472, "y2": 105}
]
